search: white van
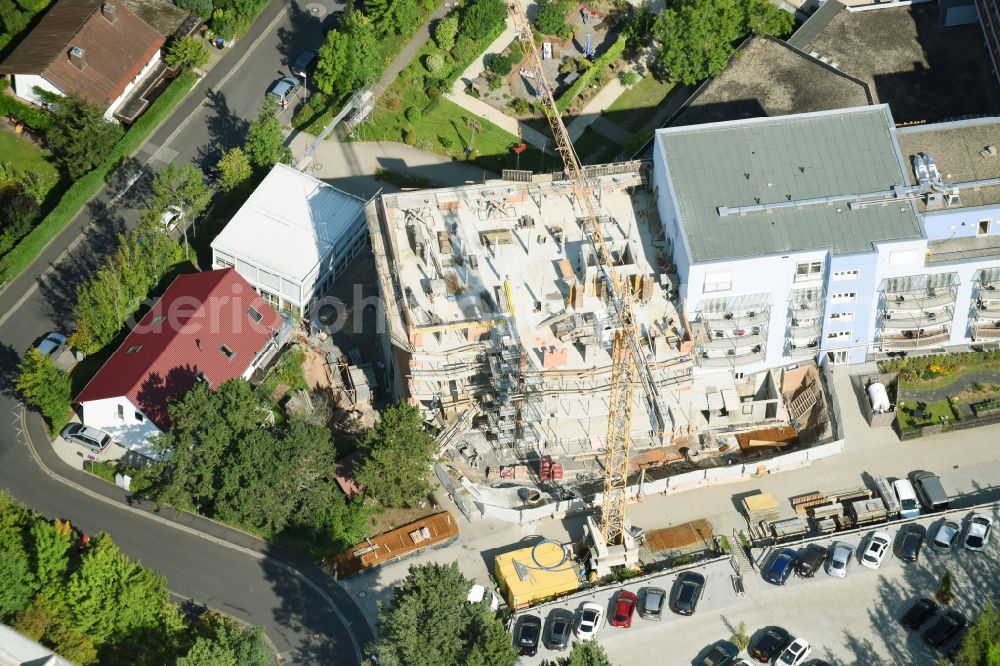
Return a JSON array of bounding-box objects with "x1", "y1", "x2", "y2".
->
[{"x1": 893, "y1": 479, "x2": 921, "y2": 519}]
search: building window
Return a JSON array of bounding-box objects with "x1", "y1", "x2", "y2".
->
[
  {"x1": 832, "y1": 270, "x2": 859, "y2": 281},
  {"x1": 220, "y1": 344, "x2": 235, "y2": 360},
  {"x1": 829, "y1": 312, "x2": 854, "y2": 322},
  {"x1": 826, "y1": 330, "x2": 851, "y2": 340},
  {"x1": 217, "y1": 258, "x2": 235, "y2": 269},
  {"x1": 247, "y1": 306, "x2": 263, "y2": 323},
  {"x1": 979, "y1": 219, "x2": 991, "y2": 236},
  {"x1": 795, "y1": 261, "x2": 823, "y2": 282},
  {"x1": 734, "y1": 371, "x2": 745, "y2": 380},
  {"x1": 135, "y1": 412, "x2": 144, "y2": 423},
  {"x1": 831, "y1": 292, "x2": 856, "y2": 303},
  {"x1": 703, "y1": 271, "x2": 732, "y2": 293},
  {"x1": 127, "y1": 345, "x2": 142, "y2": 353},
  {"x1": 117, "y1": 404, "x2": 124, "y2": 421},
  {"x1": 742, "y1": 404, "x2": 753, "y2": 415}
]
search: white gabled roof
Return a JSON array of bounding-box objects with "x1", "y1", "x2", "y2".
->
[{"x1": 212, "y1": 163, "x2": 366, "y2": 284}]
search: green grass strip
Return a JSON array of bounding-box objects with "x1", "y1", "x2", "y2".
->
[{"x1": 0, "y1": 71, "x2": 200, "y2": 285}]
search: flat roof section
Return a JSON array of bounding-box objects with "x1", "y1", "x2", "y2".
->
[
  {"x1": 212, "y1": 163, "x2": 366, "y2": 284},
  {"x1": 671, "y1": 37, "x2": 871, "y2": 127},
  {"x1": 800, "y1": 3, "x2": 1000, "y2": 123},
  {"x1": 896, "y1": 117, "x2": 1000, "y2": 211},
  {"x1": 657, "y1": 106, "x2": 923, "y2": 263}
]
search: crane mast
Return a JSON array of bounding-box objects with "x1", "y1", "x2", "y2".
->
[{"x1": 505, "y1": 0, "x2": 668, "y2": 546}]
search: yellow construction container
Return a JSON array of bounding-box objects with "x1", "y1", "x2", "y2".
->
[{"x1": 494, "y1": 541, "x2": 580, "y2": 609}]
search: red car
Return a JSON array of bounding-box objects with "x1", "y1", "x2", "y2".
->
[{"x1": 609, "y1": 590, "x2": 638, "y2": 628}]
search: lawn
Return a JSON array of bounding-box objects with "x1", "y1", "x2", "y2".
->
[
  {"x1": 886, "y1": 351, "x2": 1000, "y2": 391},
  {"x1": 573, "y1": 126, "x2": 623, "y2": 164},
  {"x1": 897, "y1": 398, "x2": 957, "y2": 431},
  {"x1": 0, "y1": 130, "x2": 60, "y2": 197},
  {"x1": 604, "y1": 74, "x2": 676, "y2": 133}
]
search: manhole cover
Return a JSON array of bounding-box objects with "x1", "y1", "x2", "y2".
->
[
  {"x1": 304, "y1": 2, "x2": 327, "y2": 17},
  {"x1": 358, "y1": 591, "x2": 368, "y2": 598}
]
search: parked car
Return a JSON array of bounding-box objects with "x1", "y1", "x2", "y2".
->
[
  {"x1": 765, "y1": 548, "x2": 799, "y2": 585},
  {"x1": 291, "y1": 50, "x2": 317, "y2": 77},
  {"x1": 912, "y1": 470, "x2": 951, "y2": 511},
  {"x1": 267, "y1": 76, "x2": 300, "y2": 103},
  {"x1": 796, "y1": 544, "x2": 828, "y2": 578},
  {"x1": 932, "y1": 520, "x2": 960, "y2": 553},
  {"x1": 670, "y1": 572, "x2": 705, "y2": 615},
  {"x1": 701, "y1": 640, "x2": 740, "y2": 666},
  {"x1": 893, "y1": 478, "x2": 922, "y2": 519},
  {"x1": 160, "y1": 205, "x2": 184, "y2": 232},
  {"x1": 962, "y1": 512, "x2": 993, "y2": 551},
  {"x1": 923, "y1": 609, "x2": 967, "y2": 649},
  {"x1": 515, "y1": 614, "x2": 541, "y2": 656},
  {"x1": 36, "y1": 331, "x2": 68, "y2": 358},
  {"x1": 777, "y1": 637, "x2": 812, "y2": 666},
  {"x1": 545, "y1": 609, "x2": 574, "y2": 651},
  {"x1": 640, "y1": 586, "x2": 666, "y2": 620},
  {"x1": 860, "y1": 531, "x2": 891, "y2": 570},
  {"x1": 895, "y1": 523, "x2": 926, "y2": 562},
  {"x1": 575, "y1": 602, "x2": 603, "y2": 640},
  {"x1": 609, "y1": 590, "x2": 637, "y2": 628},
  {"x1": 751, "y1": 627, "x2": 792, "y2": 663},
  {"x1": 901, "y1": 597, "x2": 938, "y2": 630},
  {"x1": 826, "y1": 543, "x2": 854, "y2": 578},
  {"x1": 59, "y1": 423, "x2": 112, "y2": 453}
]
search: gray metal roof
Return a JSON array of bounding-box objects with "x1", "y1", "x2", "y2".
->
[{"x1": 657, "y1": 106, "x2": 923, "y2": 263}]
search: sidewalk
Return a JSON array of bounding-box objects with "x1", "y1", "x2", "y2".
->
[
  {"x1": 565, "y1": 69, "x2": 632, "y2": 144},
  {"x1": 448, "y1": 19, "x2": 551, "y2": 148}
]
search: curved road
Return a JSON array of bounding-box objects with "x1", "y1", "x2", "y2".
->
[{"x1": 0, "y1": 0, "x2": 372, "y2": 663}]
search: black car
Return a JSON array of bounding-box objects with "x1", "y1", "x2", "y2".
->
[
  {"x1": 545, "y1": 609, "x2": 573, "y2": 651},
  {"x1": 896, "y1": 523, "x2": 927, "y2": 562},
  {"x1": 924, "y1": 609, "x2": 967, "y2": 649},
  {"x1": 291, "y1": 50, "x2": 317, "y2": 77},
  {"x1": 796, "y1": 544, "x2": 828, "y2": 577},
  {"x1": 901, "y1": 597, "x2": 938, "y2": 630},
  {"x1": 701, "y1": 640, "x2": 740, "y2": 666},
  {"x1": 751, "y1": 627, "x2": 791, "y2": 663},
  {"x1": 765, "y1": 548, "x2": 799, "y2": 585},
  {"x1": 670, "y1": 572, "x2": 705, "y2": 615},
  {"x1": 515, "y1": 614, "x2": 541, "y2": 656}
]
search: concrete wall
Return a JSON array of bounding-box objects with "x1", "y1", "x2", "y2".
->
[{"x1": 106, "y1": 49, "x2": 161, "y2": 120}]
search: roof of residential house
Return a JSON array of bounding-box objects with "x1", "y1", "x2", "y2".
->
[
  {"x1": 75, "y1": 269, "x2": 283, "y2": 431},
  {"x1": 656, "y1": 105, "x2": 924, "y2": 263},
  {"x1": 0, "y1": 0, "x2": 164, "y2": 108},
  {"x1": 671, "y1": 37, "x2": 872, "y2": 127},
  {"x1": 896, "y1": 117, "x2": 1000, "y2": 211},
  {"x1": 211, "y1": 163, "x2": 367, "y2": 285}
]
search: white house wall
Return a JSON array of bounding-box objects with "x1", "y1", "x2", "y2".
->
[
  {"x1": 105, "y1": 48, "x2": 161, "y2": 120},
  {"x1": 79, "y1": 396, "x2": 163, "y2": 459},
  {"x1": 11, "y1": 74, "x2": 63, "y2": 105}
]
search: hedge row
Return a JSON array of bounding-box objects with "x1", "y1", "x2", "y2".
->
[
  {"x1": 555, "y1": 35, "x2": 626, "y2": 113},
  {"x1": 0, "y1": 79, "x2": 53, "y2": 133},
  {"x1": 0, "y1": 71, "x2": 199, "y2": 285}
]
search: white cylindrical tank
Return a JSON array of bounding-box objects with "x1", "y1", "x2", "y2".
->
[{"x1": 868, "y1": 382, "x2": 890, "y2": 413}]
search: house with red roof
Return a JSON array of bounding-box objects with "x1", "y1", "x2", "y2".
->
[
  {"x1": 75, "y1": 269, "x2": 289, "y2": 458},
  {"x1": 0, "y1": 0, "x2": 165, "y2": 121}
]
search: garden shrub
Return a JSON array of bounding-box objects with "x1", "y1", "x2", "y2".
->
[
  {"x1": 486, "y1": 53, "x2": 512, "y2": 75},
  {"x1": 425, "y1": 53, "x2": 445, "y2": 74},
  {"x1": 426, "y1": 85, "x2": 441, "y2": 99},
  {"x1": 406, "y1": 106, "x2": 422, "y2": 123},
  {"x1": 533, "y1": 0, "x2": 572, "y2": 37},
  {"x1": 403, "y1": 128, "x2": 417, "y2": 145}
]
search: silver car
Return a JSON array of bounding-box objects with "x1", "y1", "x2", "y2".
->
[
  {"x1": 267, "y1": 76, "x2": 300, "y2": 102},
  {"x1": 36, "y1": 331, "x2": 68, "y2": 358},
  {"x1": 932, "y1": 520, "x2": 960, "y2": 553},
  {"x1": 962, "y1": 513, "x2": 993, "y2": 552},
  {"x1": 60, "y1": 423, "x2": 112, "y2": 452},
  {"x1": 641, "y1": 587, "x2": 666, "y2": 620},
  {"x1": 827, "y1": 542, "x2": 854, "y2": 578}
]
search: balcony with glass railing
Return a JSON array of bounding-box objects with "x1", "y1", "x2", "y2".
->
[{"x1": 879, "y1": 326, "x2": 951, "y2": 350}]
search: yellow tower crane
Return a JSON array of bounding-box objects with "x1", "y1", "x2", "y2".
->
[{"x1": 504, "y1": 0, "x2": 669, "y2": 547}]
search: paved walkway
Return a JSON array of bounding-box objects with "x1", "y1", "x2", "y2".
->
[
  {"x1": 374, "y1": 0, "x2": 451, "y2": 104},
  {"x1": 448, "y1": 18, "x2": 551, "y2": 148},
  {"x1": 565, "y1": 68, "x2": 632, "y2": 144}
]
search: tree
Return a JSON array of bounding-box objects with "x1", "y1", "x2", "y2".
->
[
  {"x1": 0, "y1": 542, "x2": 34, "y2": 619},
  {"x1": 541, "y1": 641, "x2": 613, "y2": 666},
  {"x1": 373, "y1": 562, "x2": 515, "y2": 666},
  {"x1": 425, "y1": 53, "x2": 445, "y2": 74},
  {"x1": 215, "y1": 146, "x2": 253, "y2": 193},
  {"x1": 936, "y1": 571, "x2": 954, "y2": 604},
  {"x1": 246, "y1": 105, "x2": 292, "y2": 170},
  {"x1": 533, "y1": 0, "x2": 570, "y2": 38},
  {"x1": 46, "y1": 96, "x2": 124, "y2": 179},
  {"x1": 435, "y1": 14, "x2": 458, "y2": 51},
  {"x1": 620, "y1": 71, "x2": 638, "y2": 87},
  {"x1": 956, "y1": 601, "x2": 1000, "y2": 665},
  {"x1": 486, "y1": 53, "x2": 512, "y2": 76},
  {"x1": 745, "y1": 0, "x2": 795, "y2": 38},
  {"x1": 731, "y1": 620, "x2": 751, "y2": 651},
  {"x1": 165, "y1": 35, "x2": 210, "y2": 71},
  {"x1": 15, "y1": 348, "x2": 72, "y2": 432},
  {"x1": 152, "y1": 163, "x2": 212, "y2": 221},
  {"x1": 175, "y1": 0, "x2": 213, "y2": 20},
  {"x1": 355, "y1": 403, "x2": 437, "y2": 508},
  {"x1": 343, "y1": 11, "x2": 382, "y2": 89},
  {"x1": 28, "y1": 519, "x2": 72, "y2": 594},
  {"x1": 460, "y1": 0, "x2": 506, "y2": 42},
  {"x1": 315, "y1": 29, "x2": 353, "y2": 98}
]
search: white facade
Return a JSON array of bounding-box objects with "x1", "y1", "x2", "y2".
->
[
  {"x1": 211, "y1": 163, "x2": 368, "y2": 315},
  {"x1": 78, "y1": 396, "x2": 163, "y2": 459},
  {"x1": 105, "y1": 48, "x2": 161, "y2": 120}
]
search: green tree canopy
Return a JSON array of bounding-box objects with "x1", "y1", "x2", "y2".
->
[
  {"x1": 355, "y1": 402, "x2": 437, "y2": 508},
  {"x1": 15, "y1": 348, "x2": 72, "y2": 431},
  {"x1": 957, "y1": 601, "x2": 1000, "y2": 666},
  {"x1": 152, "y1": 162, "x2": 212, "y2": 220},
  {"x1": 46, "y1": 96, "x2": 124, "y2": 179},
  {"x1": 542, "y1": 640, "x2": 613, "y2": 666},
  {"x1": 459, "y1": 0, "x2": 506, "y2": 42},
  {"x1": 215, "y1": 146, "x2": 253, "y2": 193},
  {"x1": 0, "y1": 542, "x2": 34, "y2": 619},
  {"x1": 246, "y1": 105, "x2": 292, "y2": 170},
  {"x1": 166, "y1": 35, "x2": 210, "y2": 70},
  {"x1": 434, "y1": 14, "x2": 459, "y2": 51},
  {"x1": 373, "y1": 562, "x2": 516, "y2": 666},
  {"x1": 533, "y1": 0, "x2": 571, "y2": 38},
  {"x1": 652, "y1": 0, "x2": 794, "y2": 85}
]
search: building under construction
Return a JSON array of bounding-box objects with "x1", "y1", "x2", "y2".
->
[{"x1": 365, "y1": 163, "x2": 696, "y2": 467}]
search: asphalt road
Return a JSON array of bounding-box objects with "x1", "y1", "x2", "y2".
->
[{"x1": 0, "y1": 1, "x2": 371, "y2": 663}]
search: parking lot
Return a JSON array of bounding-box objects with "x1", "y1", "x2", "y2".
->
[{"x1": 514, "y1": 505, "x2": 1000, "y2": 665}]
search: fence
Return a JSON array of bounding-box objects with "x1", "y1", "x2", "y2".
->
[{"x1": 899, "y1": 408, "x2": 1000, "y2": 440}]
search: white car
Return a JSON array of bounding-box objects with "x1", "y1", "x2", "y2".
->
[
  {"x1": 160, "y1": 205, "x2": 184, "y2": 232},
  {"x1": 574, "y1": 602, "x2": 603, "y2": 641},
  {"x1": 36, "y1": 331, "x2": 68, "y2": 358},
  {"x1": 860, "y1": 531, "x2": 891, "y2": 570},
  {"x1": 932, "y1": 520, "x2": 960, "y2": 553},
  {"x1": 777, "y1": 637, "x2": 812, "y2": 666},
  {"x1": 827, "y1": 542, "x2": 854, "y2": 578},
  {"x1": 962, "y1": 513, "x2": 993, "y2": 552}
]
